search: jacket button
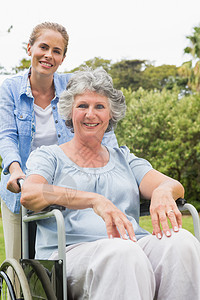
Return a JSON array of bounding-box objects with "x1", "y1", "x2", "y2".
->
[
  {"x1": 58, "y1": 134, "x2": 61, "y2": 138},
  {"x1": 55, "y1": 120, "x2": 58, "y2": 123}
]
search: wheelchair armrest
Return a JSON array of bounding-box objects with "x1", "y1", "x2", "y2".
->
[{"x1": 27, "y1": 205, "x2": 66, "y2": 216}]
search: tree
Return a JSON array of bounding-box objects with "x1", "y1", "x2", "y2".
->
[
  {"x1": 184, "y1": 26, "x2": 200, "y2": 59},
  {"x1": 109, "y1": 59, "x2": 146, "y2": 90},
  {"x1": 142, "y1": 64, "x2": 186, "y2": 91},
  {"x1": 68, "y1": 58, "x2": 146, "y2": 90},
  {"x1": 69, "y1": 57, "x2": 112, "y2": 73},
  {"x1": 68, "y1": 58, "x2": 186, "y2": 92},
  {"x1": 13, "y1": 58, "x2": 31, "y2": 73},
  {"x1": 0, "y1": 25, "x2": 13, "y2": 36},
  {"x1": 0, "y1": 65, "x2": 8, "y2": 75},
  {"x1": 179, "y1": 24, "x2": 200, "y2": 92}
]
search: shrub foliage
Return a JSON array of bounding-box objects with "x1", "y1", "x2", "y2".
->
[{"x1": 115, "y1": 88, "x2": 200, "y2": 206}]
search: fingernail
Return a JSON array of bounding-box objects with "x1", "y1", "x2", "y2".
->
[
  {"x1": 132, "y1": 236, "x2": 137, "y2": 242},
  {"x1": 166, "y1": 231, "x2": 171, "y2": 237},
  {"x1": 174, "y1": 226, "x2": 179, "y2": 232},
  {"x1": 109, "y1": 235, "x2": 113, "y2": 239},
  {"x1": 179, "y1": 225, "x2": 182, "y2": 228},
  {"x1": 123, "y1": 234, "x2": 129, "y2": 240},
  {"x1": 157, "y1": 233, "x2": 162, "y2": 239}
]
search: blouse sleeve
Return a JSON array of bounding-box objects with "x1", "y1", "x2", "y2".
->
[
  {"x1": 26, "y1": 146, "x2": 57, "y2": 184},
  {"x1": 120, "y1": 146, "x2": 153, "y2": 186}
]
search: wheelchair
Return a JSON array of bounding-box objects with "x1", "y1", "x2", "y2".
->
[{"x1": 0, "y1": 179, "x2": 200, "y2": 300}]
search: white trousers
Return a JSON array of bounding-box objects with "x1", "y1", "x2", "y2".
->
[
  {"x1": 1, "y1": 198, "x2": 21, "y2": 261},
  {"x1": 51, "y1": 229, "x2": 200, "y2": 300}
]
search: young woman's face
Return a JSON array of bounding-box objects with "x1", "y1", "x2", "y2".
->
[
  {"x1": 72, "y1": 91, "x2": 111, "y2": 142},
  {"x1": 27, "y1": 29, "x2": 65, "y2": 77}
]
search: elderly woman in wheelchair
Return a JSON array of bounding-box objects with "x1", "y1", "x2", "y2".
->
[{"x1": 20, "y1": 67, "x2": 200, "y2": 300}]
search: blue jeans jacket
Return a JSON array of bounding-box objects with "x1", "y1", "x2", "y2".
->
[{"x1": 0, "y1": 69, "x2": 118, "y2": 213}]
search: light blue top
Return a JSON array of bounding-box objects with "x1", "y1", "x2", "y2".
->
[
  {"x1": 0, "y1": 69, "x2": 118, "y2": 213},
  {"x1": 26, "y1": 144, "x2": 152, "y2": 259}
]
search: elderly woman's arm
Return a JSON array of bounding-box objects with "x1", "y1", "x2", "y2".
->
[
  {"x1": 21, "y1": 174, "x2": 136, "y2": 242},
  {"x1": 139, "y1": 169, "x2": 184, "y2": 239}
]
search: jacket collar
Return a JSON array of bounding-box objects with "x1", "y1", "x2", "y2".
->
[{"x1": 19, "y1": 67, "x2": 61, "y2": 100}]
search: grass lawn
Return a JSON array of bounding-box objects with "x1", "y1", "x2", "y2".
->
[
  {"x1": 0, "y1": 217, "x2": 5, "y2": 265},
  {"x1": 0, "y1": 214, "x2": 197, "y2": 266},
  {"x1": 139, "y1": 214, "x2": 195, "y2": 235}
]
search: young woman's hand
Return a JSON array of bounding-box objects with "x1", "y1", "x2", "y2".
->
[{"x1": 7, "y1": 162, "x2": 25, "y2": 193}]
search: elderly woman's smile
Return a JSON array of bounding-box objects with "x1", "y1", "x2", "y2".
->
[{"x1": 83, "y1": 123, "x2": 99, "y2": 127}]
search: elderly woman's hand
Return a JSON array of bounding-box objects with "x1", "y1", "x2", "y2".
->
[
  {"x1": 139, "y1": 169, "x2": 184, "y2": 239},
  {"x1": 150, "y1": 188, "x2": 182, "y2": 239},
  {"x1": 93, "y1": 196, "x2": 137, "y2": 242}
]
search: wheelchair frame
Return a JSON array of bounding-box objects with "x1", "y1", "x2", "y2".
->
[
  {"x1": 0, "y1": 186, "x2": 200, "y2": 299},
  {"x1": 22, "y1": 205, "x2": 67, "y2": 300}
]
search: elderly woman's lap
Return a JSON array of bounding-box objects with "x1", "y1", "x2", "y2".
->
[
  {"x1": 138, "y1": 228, "x2": 200, "y2": 299},
  {"x1": 64, "y1": 238, "x2": 155, "y2": 300},
  {"x1": 51, "y1": 230, "x2": 200, "y2": 300}
]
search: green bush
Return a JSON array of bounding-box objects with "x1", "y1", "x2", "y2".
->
[{"x1": 115, "y1": 88, "x2": 200, "y2": 206}]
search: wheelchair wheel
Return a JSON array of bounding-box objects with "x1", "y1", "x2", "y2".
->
[
  {"x1": 0, "y1": 258, "x2": 32, "y2": 300},
  {"x1": 21, "y1": 259, "x2": 57, "y2": 300}
]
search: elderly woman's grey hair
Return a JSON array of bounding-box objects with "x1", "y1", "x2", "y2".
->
[{"x1": 58, "y1": 67, "x2": 126, "y2": 132}]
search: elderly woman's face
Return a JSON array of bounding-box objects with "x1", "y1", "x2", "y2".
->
[{"x1": 72, "y1": 90, "x2": 111, "y2": 140}]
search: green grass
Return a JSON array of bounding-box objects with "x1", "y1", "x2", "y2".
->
[
  {"x1": 0, "y1": 217, "x2": 5, "y2": 265},
  {"x1": 139, "y1": 214, "x2": 195, "y2": 235},
  {"x1": 0, "y1": 215, "x2": 196, "y2": 266}
]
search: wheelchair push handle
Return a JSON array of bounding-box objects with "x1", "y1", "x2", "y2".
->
[
  {"x1": 17, "y1": 178, "x2": 25, "y2": 189},
  {"x1": 17, "y1": 178, "x2": 66, "y2": 213}
]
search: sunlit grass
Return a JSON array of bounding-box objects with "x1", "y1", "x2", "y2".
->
[
  {"x1": 140, "y1": 214, "x2": 195, "y2": 235},
  {"x1": 0, "y1": 217, "x2": 5, "y2": 265}
]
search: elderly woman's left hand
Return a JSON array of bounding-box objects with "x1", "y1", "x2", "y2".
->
[
  {"x1": 150, "y1": 188, "x2": 182, "y2": 239},
  {"x1": 139, "y1": 169, "x2": 184, "y2": 240}
]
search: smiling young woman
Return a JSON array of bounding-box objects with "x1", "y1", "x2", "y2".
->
[{"x1": 0, "y1": 22, "x2": 118, "y2": 263}]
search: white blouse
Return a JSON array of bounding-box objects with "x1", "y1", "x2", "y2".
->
[{"x1": 31, "y1": 103, "x2": 58, "y2": 151}]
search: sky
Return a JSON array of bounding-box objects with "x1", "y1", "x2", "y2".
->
[{"x1": 0, "y1": 0, "x2": 200, "y2": 75}]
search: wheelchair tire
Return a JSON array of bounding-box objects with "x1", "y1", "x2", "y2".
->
[
  {"x1": 0, "y1": 258, "x2": 32, "y2": 300},
  {"x1": 21, "y1": 259, "x2": 57, "y2": 300}
]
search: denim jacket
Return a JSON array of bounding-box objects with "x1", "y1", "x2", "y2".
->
[{"x1": 0, "y1": 69, "x2": 118, "y2": 213}]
